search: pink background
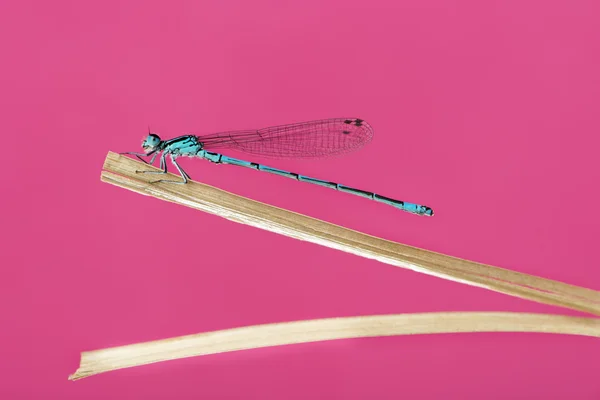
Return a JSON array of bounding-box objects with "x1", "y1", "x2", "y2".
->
[{"x1": 1, "y1": 0, "x2": 599, "y2": 398}]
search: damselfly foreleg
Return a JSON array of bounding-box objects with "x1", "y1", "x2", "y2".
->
[{"x1": 120, "y1": 150, "x2": 158, "y2": 165}]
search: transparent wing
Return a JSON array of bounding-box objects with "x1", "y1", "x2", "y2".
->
[{"x1": 197, "y1": 118, "x2": 373, "y2": 159}]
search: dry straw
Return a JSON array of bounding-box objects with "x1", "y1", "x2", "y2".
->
[{"x1": 69, "y1": 152, "x2": 600, "y2": 380}]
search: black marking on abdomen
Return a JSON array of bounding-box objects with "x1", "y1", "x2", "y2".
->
[
  {"x1": 337, "y1": 185, "x2": 375, "y2": 199},
  {"x1": 373, "y1": 194, "x2": 404, "y2": 206},
  {"x1": 298, "y1": 175, "x2": 338, "y2": 189}
]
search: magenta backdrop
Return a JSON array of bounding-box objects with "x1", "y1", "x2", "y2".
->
[{"x1": 1, "y1": 0, "x2": 599, "y2": 398}]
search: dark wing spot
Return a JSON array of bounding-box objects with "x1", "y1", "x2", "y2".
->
[
  {"x1": 344, "y1": 119, "x2": 352, "y2": 124},
  {"x1": 342, "y1": 130, "x2": 350, "y2": 134},
  {"x1": 354, "y1": 118, "x2": 363, "y2": 127}
]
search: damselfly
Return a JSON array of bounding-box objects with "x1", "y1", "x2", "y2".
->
[{"x1": 121, "y1": 118, "x2": 434, "y2": 216}]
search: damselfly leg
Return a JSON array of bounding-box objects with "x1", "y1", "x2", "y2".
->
[
  {"x1": 136, "y1": 152, "x2": 168, "y2": 175},
  {"x1": 148, "y1": 156, "x2": 191, "y2": 184},
  {"x1": 119, "y1": 151, "x2": 157, "y2": 165}
]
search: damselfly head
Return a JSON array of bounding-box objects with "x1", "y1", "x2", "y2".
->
[{"x1": 141, "y1": 133, "x2": 161, "y2": 152}]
